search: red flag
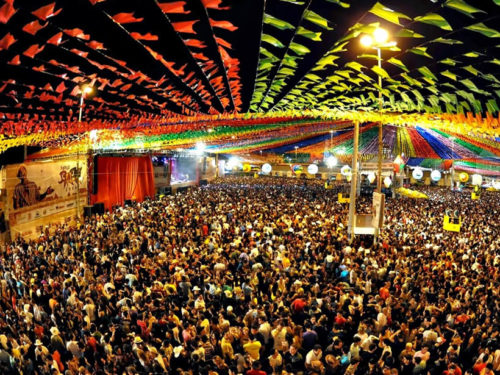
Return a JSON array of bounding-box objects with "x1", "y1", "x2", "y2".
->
[
  {"x1": 0, "y1": 1, "x2": 16, "y2": 24},
  {"x1": 193, "y1": 52, "x2": 209, "y2": 61},
  {"x1": 110, "y1": 79, "x2": 123, "y2": 88},
  {"x1": 64, "y1": 28, "x2": 90, "y2": 40},
  {"x1": 112, "y1": 12, "x2": 143, "y2": 24},
  {"x1": 0, "y1": 33, "x2": 16, "y2": 51},
  {"x1": 209, "y1": 19, "x2": 237, "y2": 31},
  {"x1": 158, "y1": 1, "x2": 189, "y2": 14},
  {"x1": 46, "y1": 32, "x2": 63, "y2": 45},
  {"x1": 8, "y1": 55, "x2": 20, "y2": 65},
  {"x1": 70, "y1": 49, "x2": 88, "y2": 58},
  {"x1": 201, "y1": 0, "x2": 230, "y2": 10},
  {"x1": 215, "y1": 37, "x2": 231, "y2": 49},
  {"x1": 121, "y1": 84, "x2": 132, "y2": 91},
  {"x1": 22, "y1": 20, "x2": 47, "y2": 35},
  {"x1": 43, "y1": 83, "x2": 54, "y2": 91},
  {"x1": 89, "y1": 0, "x2": 106, "y2": 4},
  {"x1": 130, "y1": 32, "x2": 158, "y2": 41},
  {"x1": 185, "y1": 39, "x2": 206, "y2": 48},
  {"x1": 32, "y1": 3, "x2": 62, "y2": 21},
  {"x1": 171, "y1": 20, "x2": 197, "y2": 34},
  {"x1": 55, "y1": 82, "x2": 66, "y2": 93},
  {"x1": 23, "y1": 44, "x2": 45, "y2": 58},
  {"x1": 86, "y1": 40, "x2": 105, "y2": 49},
  {"x1": 33, "y1": 65, "x2": 46, "y2": 72}
]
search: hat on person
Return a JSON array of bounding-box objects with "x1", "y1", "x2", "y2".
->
[
  {"x1": 35, "y1": 340, "x2": 43, "y2": 346},
  {"x1": 134, "y1": 336, "x2": 143, "y2": 344},
  {"x1": 193, "y1": 286, "x2": 201, "y2": 292},
  {"x1": 227, "y1": 306, "x2": 233, "y2": 312},
  {"x1": 173, "y1": 346, "x2": 183, "y2": 358},
  {"x1": 50, "y1": 327, "x2": 60, "y2": 336}
]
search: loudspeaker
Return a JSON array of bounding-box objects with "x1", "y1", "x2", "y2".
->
[
  {"x1": 93, "y1": 202, "x2": 105, "y2": 214},
  {"x1": 92, "y1": 156, "x2": 98, "y2": 194},
  {"x1": 84, "y1": 205, "x2": 93, "y2": 218}
]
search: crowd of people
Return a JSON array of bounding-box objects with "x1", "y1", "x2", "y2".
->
[{"x1": 0, "y1": 176, "x2": 498, "y2": 375}]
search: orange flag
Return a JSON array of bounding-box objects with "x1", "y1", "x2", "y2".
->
[
  {"x1": 0, "y1": 32, "x2": 16, "y2": 50},
  {"x1": 130, "y1": 32, "x2": 159, "y2": 41},
  {"x1": 64, "y1": 28, "x2": 90, "y2": 40},
  {"x1": 55, "y1": 82, "x2": 67, "y2": 93},
  {"x1": 23, "y1": 44, "x2": 45, "y2": 58},
  {"x1": 87, "y1": 40, "x2": 105, "y2": 49},
  {"x1": 8, "y1": 55, "x2": 21, "y2": 65},
  {"x1": 201, "y1": 0, "x2": 230, "y2": 10},
  {"x1": 158, "y1": 1, "x2": 190, "y2": 14},
  {"x1": 47, "y1": 32, "x2": 63, "y2": 46},
  {"x1": 171, "y1": 20, "x2": 197, "y2": 34},
  {"x1": 112, "y1": 12, "x2": 143, "y2": 24},
  {"x1": 22, "y1": 20, "x2": 47, "y2": 35},
  {"x1": 0, "y1": 1, "x2": 16, "y2": 24},
  {"x1": 210, "y1": 19, "x2": 237, "y2": 31},
  {"x1": 185, "y1": 39, "x2": 206, "y2": 48},
  {"x1": 215, "y1": 37, "x2": 231, "y2": 49},
  {"x1": 32, "y1": 3, "x2": 61, "y2": 21}
]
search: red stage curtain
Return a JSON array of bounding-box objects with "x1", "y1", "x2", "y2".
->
[{"x1": 91, "y1": 156, "x2": 155, "y2": 210}]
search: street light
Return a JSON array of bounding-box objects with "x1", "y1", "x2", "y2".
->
[
  {"x1": 78, "y1": 85, "x2": 94, "y2": 122},
  {"x1": 76, "y1": 84, "x2": 93, "y2": 221},
  {"x1": 360, "y1": 27, "x2": 396, "y2": 193},
  {"x1": 359, "y1": 27, "x2": 396, "y2": 242}
]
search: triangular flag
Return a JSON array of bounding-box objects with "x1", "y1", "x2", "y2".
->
[
  {"x1": 8, "y1": 55, "x2": 21, "y2": 65},
  {"x1": 158, "y1": 1, "x2": 190, "y2": 14},
  {"x1": 64, "y1": 28, "x2": 90, "y2": 40},
  {"x1": 201, "y1": 0, "x2": 230, "y2": 10},
  {"x1": 209, "y1": 19, "x2": 237, "y2": 31},
  {"x1": 23, "y1": 44, "x2": 45, "y2": 58},
  {"x1": 22, "y1": 20, "x2": 47, "y2": 35},
  {"x1": 112, "y1": 12, "x2": 143, "y2": 24},
  {"x1": 130, "y1": 32, "x2": 159, "y2": 41},
  {"x1": 171, "y1": 20, "x2": 197, "y2": 34},
  {"x1": 55, "y1": 82, "x2": 67, "y2": 93},
  {"x1": 32, "y1": 3, "x2": 62, "y2": 21},
  {"x1": 87, "y1": 40, "x2": 105, "y2": 49},
  {"x1": 0, "y1": 33, "x2": 16, "y2": 51},
  {"x1": 0, "y1": 1, "x2": 16, "y2": 24},
  {"x1": 46, "y1": 32, "x2": 63, "y2": 46},
  {"x1": 184, "y1": 39, "x2": 206, "y2": 48}
]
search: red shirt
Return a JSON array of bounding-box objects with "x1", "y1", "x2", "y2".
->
[
  {"x1": 379, "y1": 287, "x2": 390, "y2": 300},
  {"x1": 291, "y1": 298, "x2": 307, "y2": 313},
  {"x1": 247, "y1": 370, "x2": 266, "y2": 375}
]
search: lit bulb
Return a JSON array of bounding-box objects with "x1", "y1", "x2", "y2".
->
[
  {"x1": 326, "y1": 156, "x2": 338, "y2": 168},
  {"x1": 83, "y1": 85, "x2": 93, "y2": 94},
  {"x1": 360, "y1": 35, "x2": 373, "y2": 47},
  {"x1": 373, "y1": 28, "x2": 389, "y2": 44}
]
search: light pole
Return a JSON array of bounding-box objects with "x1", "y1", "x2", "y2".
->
[
  {"x1": 450, "y1": 136, "x2": 456, "y2": 191},
  {"x1": 360, "y1": 28, "x2": 396, "y2": 241},
  {"x1": 294, "y1": 146, "x2": 298, "y2": 160},
  {"x1": 77, "y1": 85, "x2": 93, "y2": 220},
  {"x1": 78, "y1": 85, "x2": 93, "y2": 122},
  {"x1": 360, "y1": 28, "x2": 396, "y2": 193},
  {"x1": 347, "y1": 120, "x2": 359, "y2": 241}
]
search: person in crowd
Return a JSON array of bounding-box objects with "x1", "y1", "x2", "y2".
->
[{"x1": 0, "y1": 176, "x2": 498, "y2": 374}]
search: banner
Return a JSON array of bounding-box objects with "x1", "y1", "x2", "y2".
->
[{"x1": 6, "y1": 158, "x2": 87, "y2": 226}]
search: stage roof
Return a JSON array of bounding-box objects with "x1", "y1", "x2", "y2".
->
[{"x1": 1, "y1": 0, "x2": 500, "y2": 156}]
